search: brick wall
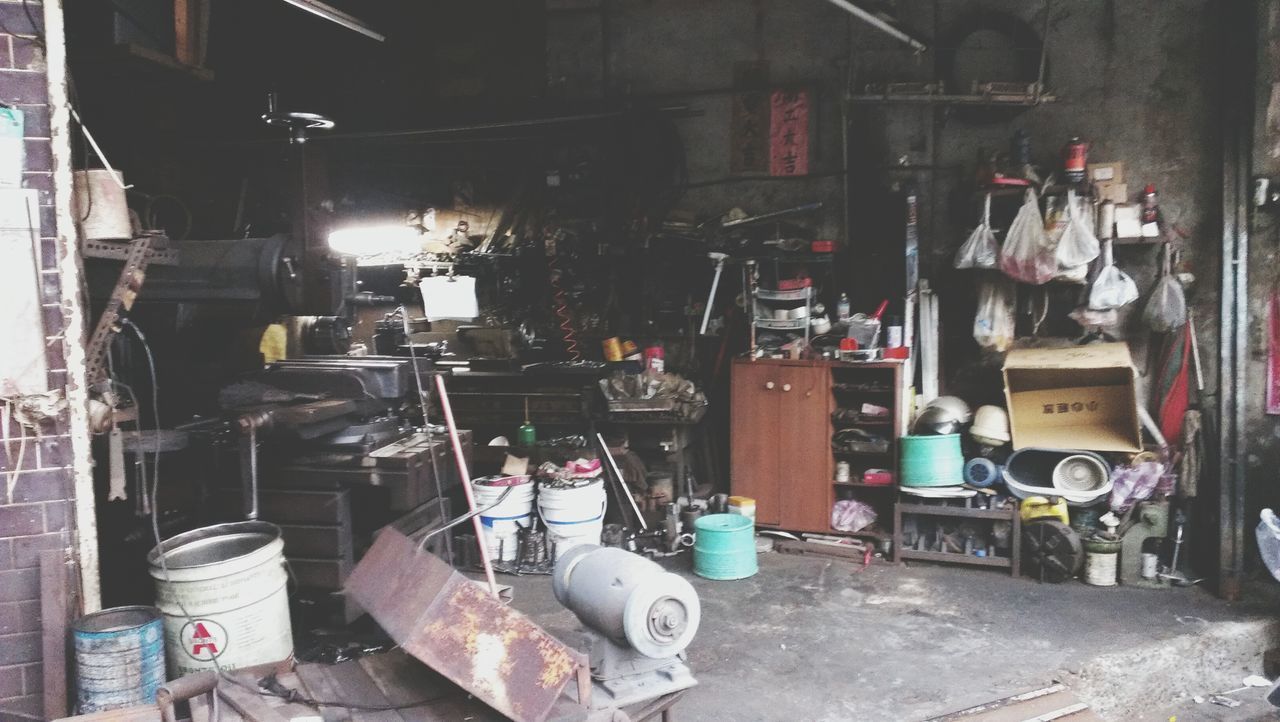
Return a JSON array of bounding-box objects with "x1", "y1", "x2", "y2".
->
[{"x1": 0, "y1": 1, "x2": 77, "y2": 719}]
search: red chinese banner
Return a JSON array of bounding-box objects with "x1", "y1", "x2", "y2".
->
[{"x1": 769, "y1": 89, "x2": 809, "y2": 177}]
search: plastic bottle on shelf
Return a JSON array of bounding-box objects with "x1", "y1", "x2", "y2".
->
[{"x1": 837, "y1": 292, "x2": 851, "y2": 322}]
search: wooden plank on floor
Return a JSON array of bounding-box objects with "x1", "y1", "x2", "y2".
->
[
  {"x1": 40, "y1": 550, "x2": 70, "y2": 720},
  {"x1": 218, "y1": 682, "x2": 291, "y2": 722},
  {"x1": 295, "y1": 664, "x2": 354, "y2": 722},
  {"x1": 312, "y1": 659, "x2": 406, "y2": 722},
  {"x1": 357, "y1": 650, "x2": 500, "y2": 722},
  {"x1": 191, "y1": 694, "x2": 246, "y2": 722},
  {"x1": 924, "y1": 684, "x2": 1104, "y2": 722}
]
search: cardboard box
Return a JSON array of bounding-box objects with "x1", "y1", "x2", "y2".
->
[
  {"x1": 1002, "y1": 343, "x2": 1142, "y2": 452},
  {"x1": 1088, "y1": 162, "x2": 1124, "y2": 184},
  {"x1": 1095, "y1": 181, "x2": 1129, "y2": 204}
]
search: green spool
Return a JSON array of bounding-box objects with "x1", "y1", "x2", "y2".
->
[
  {"x1": 693, "y1": 513, "x2": 757, "y2": 580},
  {"x1": 900, "y1": 434, "x2": 964, "y2": 487}
]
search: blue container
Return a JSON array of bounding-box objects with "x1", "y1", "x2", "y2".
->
[
  {"x1": 900, "y1": 434, "x2": 964, "y2": 487},
  {"x1": 963, "y1": 457, "x2": 1003, "y2": 488},
  {"x1": 693, "y1": 513, "x2": 757, "y2": 580},
  {"x1": 73, "y1": 606, "x2": 165, "y2": 713}
]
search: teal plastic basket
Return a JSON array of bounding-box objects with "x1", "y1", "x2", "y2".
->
[
  {"x1": 900, "y1": 434, "x2": 964, "y2": 487},
  {"x1": 693, "y1": 513, "x2": 758, "y2": 580}
]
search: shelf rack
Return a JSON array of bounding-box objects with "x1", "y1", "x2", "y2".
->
[{"x1": 892, "y1": 497, "x2": 1022, "y2": 576}]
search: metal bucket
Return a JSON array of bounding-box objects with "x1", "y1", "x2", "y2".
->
[
  {"x1": 147, "y1": 521, "x2": 292, "y2": 676},
  {"x1": 73, "y1": 606, "x2": 165, "y2": 713},
  {"x1": 693, "y1": 513, "x2": 757, "y2": 580}
]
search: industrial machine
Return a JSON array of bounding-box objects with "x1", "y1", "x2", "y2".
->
[
  {"x1": 552, "y1": 544, "x2": 700, "y2": 707},
  {"x1": 1119, "y1": 500, "x2": 1169, "y2": 587}
]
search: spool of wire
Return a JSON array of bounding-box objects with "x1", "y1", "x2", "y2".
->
[{"x1": 518, "y1": 527, "x2": 548, "y2": 566}]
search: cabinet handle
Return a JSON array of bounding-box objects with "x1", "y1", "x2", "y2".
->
[
  {"x1": 782, "y1": 384, "x2": 792, "y2": 392},
  {"x1": 765, "y1": 381, "x2": 775, "y2": 390}
]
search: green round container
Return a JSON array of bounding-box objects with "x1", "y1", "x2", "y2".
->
[
  {"x1": 900, "y1": 434, "x2": 964, "y2": 487},
  {"x1": 693, "y1": 514, "x2": 757, "y2": 580}
]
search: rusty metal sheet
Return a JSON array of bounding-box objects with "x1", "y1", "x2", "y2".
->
[{"x1": 347, "y1": 528, "x2": 578, "y2": 722}]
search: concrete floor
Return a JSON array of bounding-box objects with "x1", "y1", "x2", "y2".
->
[{"x1": 503, "y1": 550, "x2": 1280, "y2": 722}]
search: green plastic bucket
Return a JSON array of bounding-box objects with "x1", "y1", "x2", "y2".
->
[
  {"x1": 900, "y1": 434, "x2": 964, "y2": 487},
  {"x1": 693, "y1": 514, "x2": 757, "y2": 580}
]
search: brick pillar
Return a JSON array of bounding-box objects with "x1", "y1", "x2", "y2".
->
[{"x1": 0, "y1": 0, "x2": 78, "y2": 718}]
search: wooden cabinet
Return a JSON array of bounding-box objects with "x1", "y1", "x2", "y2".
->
[
  {"x1": 730, "y1": 360, "x2": 831, "y2": 531},
  {"x1": 731, "y1": 358, "x2": 903, "y2": 538}
]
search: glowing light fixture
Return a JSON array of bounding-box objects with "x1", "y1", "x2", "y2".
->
[
  {"x1": 277, "y1": 0, "x2": 386, "y2": 42},
  {"x1": 327, "y1": 225, "x2": 422, "y2": 255}
]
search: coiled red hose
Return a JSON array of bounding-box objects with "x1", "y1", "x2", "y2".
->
[{"x1": 547, "y1": 253, "x2": 583, "y2": 361}]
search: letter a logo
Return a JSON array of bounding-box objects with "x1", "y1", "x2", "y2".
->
[{"x1": 180, "y1": 619, "x2": 228, "y2": 661}]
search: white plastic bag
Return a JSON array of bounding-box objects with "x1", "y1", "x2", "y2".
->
[
  {"x1": 999, "y1": 189, "x2": 1057, "y2": 285},
  {"x1": 831, "y1": 499, "x2": 877, "y2": 533},
  {"x1": 955, "y1": 193, "x2": 999, "y2": 269},
  {"x1": 1056, "y1": 190, "x2": 1101, "y2": 269},
  {"x1": 1088, "y1": 240, "x2": 1139, "y2": 310},
  {"x1": 1142, "y1": 245, "x2": 1187, "y2": 332},
  {"x1": 974, "y1": 278, "x2": 1016, "y2": 352}
]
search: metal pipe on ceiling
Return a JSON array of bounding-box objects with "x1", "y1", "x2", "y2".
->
[
  {"x1": 277, "y1": 0, "x2": 385, "y2": 42},
  {"x1": 818, "y1": 0, "x2": 927, "y2": 53}
]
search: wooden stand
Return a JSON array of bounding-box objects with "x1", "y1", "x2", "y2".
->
[{"x1": 893, "y1": 497, "x2": 1022, "y2": 576}]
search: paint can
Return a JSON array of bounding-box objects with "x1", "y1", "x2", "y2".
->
[
  {"x1": 148, "y1": 521, "x2": 292, "y2": 676},
  {"x1": 473, "y1": 475, "x2": 536, "y2": 562},
  {"x1": 601, "y1": 337, "x2": 623, "y2": 362},
  {"x1": 73, "y1": 606, "x2": 165, "y2": 713},
  {"x1": 693, "y1": 514, "x2": 758, "y2": 580},
  {"x1": 1141, "y1": 551, "x2": 1160, "y2": 579},
  {"x1": 1083, "y1": 537, "x2": 1121, "y2": 586},
  {"x1": 727, "y1": 495, "x2": 756, "y2": 523},
  {"x1": 538, "y1": 479, "x2": 607, "y2": 560},
  {"x1": 1062, "y1": 137, "x2": 1088, "y2": 183}
]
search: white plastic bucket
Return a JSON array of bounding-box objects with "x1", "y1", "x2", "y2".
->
[
  {"x1": 474, "y1": 476, "x2": 536, "y2": 562},
  {"x1": 147, "y1": 522, "x2": 292, "y2": 677},
  {"x1": 538, "y1": 479, "x2": 606, "y2": 560}
]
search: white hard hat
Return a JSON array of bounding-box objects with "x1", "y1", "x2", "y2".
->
[{"x1": 970, "y1": 405, "x2": 1011, "y2": 446}]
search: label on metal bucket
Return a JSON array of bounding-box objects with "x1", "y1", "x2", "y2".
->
[{"x1": 179, "y1": 619, "x2": 228, "y2": 662}]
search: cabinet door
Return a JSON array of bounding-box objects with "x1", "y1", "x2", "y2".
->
[
  {"x1": 730, "y1": 362, "x2": 782, "y2": 526},
  {"x1": 778, "y1": 365, "x2": 833, "y2": 532}
]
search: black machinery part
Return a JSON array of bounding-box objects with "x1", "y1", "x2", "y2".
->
[{"x1": 1022, "y1": 519, "x2": 1083, "y2": 584}]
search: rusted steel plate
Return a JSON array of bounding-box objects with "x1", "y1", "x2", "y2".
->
[{"x1": 347, "y1": 528, "x2": 577, "y2": 722}]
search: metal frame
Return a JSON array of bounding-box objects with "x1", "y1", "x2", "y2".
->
[{"x1": 1217, "y1": 0, "x2": 1257, "y2": 601}]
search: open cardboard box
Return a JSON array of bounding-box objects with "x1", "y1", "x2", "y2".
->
[{"x1": 1002, "y1": 343, "x2": 1142, "y2": 453}]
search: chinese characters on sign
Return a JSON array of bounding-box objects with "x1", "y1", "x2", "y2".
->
[
  {"x1": 730, "y1": 92, "x2": 769, "y2": 174},
  {"x1": 1042, "y1": 401, "x2": 1100, "y2": 414},
  {"x1": 769, "y1": 89, "x2": 809, "y2": 177}
]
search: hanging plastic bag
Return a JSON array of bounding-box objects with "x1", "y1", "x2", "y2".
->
[
  {"x1": 999, "y1": 189, "x2": 1057, "y2": 285},
  {"x1": 1088, "y1": 240, "x2": 1139, "y2": 310},
  {"x1": 955, "y1": 193, "x2": 999, "y2": 269},
  {"x1": 1142, "y1": 245, "x2": 1187, "y2": 332},
  {"x1": 974, "y1": 278, "x2": 1016, "y2": 352},
  {"x1": 1057, "y1": 190, "x2": 1101, "y2": 269}
]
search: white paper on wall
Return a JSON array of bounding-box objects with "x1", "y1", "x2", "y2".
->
[
  {"x1": 0, "y1": 189, "x2": 48, "y2": 395},
  {"x1": 420, "y1": 275, "x2": 479, "y2": 321}
]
